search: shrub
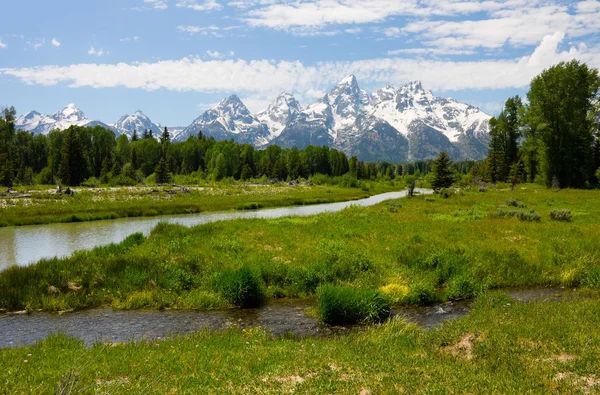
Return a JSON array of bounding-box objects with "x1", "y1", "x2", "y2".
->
[
  {"x1": 425, "y1": 197, "x2": 435, "y2": 202},
  {"x1": 506, "y1": 197, "x2": 526, "y2": 208},
  {"x1": 496, "y1": 208, "x2": 541, "y2": 222},
  {"x1": 438, "y1": 188, "x2": 455, "y2": 199},
  {"x1": 387, "y1": 201, "x2": 402, "y2": 212},
  {"x1": 549, "y1": 209, "x2": 572, "y2": 221},
  {"x1": 317, "y1": 285, "x2": 392, "y2": 325},
  {"x1": 478, "y1": 187, "x2": 487, "y2": 192},
  {"x1": 213, "y1": 266, "x2": 265, "y2": 308}
]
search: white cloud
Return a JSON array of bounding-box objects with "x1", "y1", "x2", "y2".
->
[
  {"x1": 26, "y1": 38, "x2": 45, "y2": 51},
  {"x1": 0, "y1": 40, "x2": 6, "y2": 49},
  {"x1": 177, "y1": 25, "x2": 223, "y2": 37},
  {"x1": 144, "y1": 0, "x2": 168, "y2": 9},
  {"x1": 206, "y1": 50, "x2": 235, "y2": 58},
  {"x1": 120, "y1": 36, "x2": 141, "y2": 42},
  {"x1": 51, "y1": 38, "x2": 61, "y2": 47},
  {"x1": 176, "y1": 0, "x2": 221, "y2": 11},
  {"x1": 88, "y1": 47, "x2": 107, "y2": 56},
  {"x1": 388, "y1": 48, "x2": 475, "y2": 56},
  {"x1": 2, "y1": 33, "x2": 598, "y2": 104}
]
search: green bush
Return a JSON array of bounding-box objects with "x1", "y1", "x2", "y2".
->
[
  {"x1": 387, "y1": 201, "x2": 402, "y2": 212},
  {"x1": 496, "y1": 208, "x2": 541, "y2": 222},
  {"x1": 438, "y1": 188, "x2": 455, "y2": 199},
  {"x1": 213, "y1": 266, "x2": 265, "y2": 308},
  {"x1": 235, "y1": 202, "x2": 264, "y2": 210},
  {"x1": 425, "y1": 197, "x2": 435, "y2": 202},
  {"x1": 506, "y1": 197, "x2": 526, "y2": 208},
  {"x1": 317, "y1": 285, "x2": 392, "y2": 325},
  {"x1": 549, "y1": 209, "x2": 572, "y2": 221}
]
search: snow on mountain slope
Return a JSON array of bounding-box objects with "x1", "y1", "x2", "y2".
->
[
  {"x1": 179, "y1": 95, "x2": 270, "y2": 146},
  {"x1": 15, "y1": 104, "x2": 113, "y2": 135},
  {"x1": 112, "y1": 111, "x2": 162, "y2": 138},
  {"x1": 256, "y1": 93, "x2": 301, "y2": 140}
]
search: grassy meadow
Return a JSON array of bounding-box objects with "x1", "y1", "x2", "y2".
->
[
  {"x1": 2, "y1": 184, "x2": 600, "y2": 393},
  {"x1": 1, "y1": 184, "x2": 599, "y2": 313},
  {"x1": 0, "y1": 180, "x2": 400, "y2": 227}
]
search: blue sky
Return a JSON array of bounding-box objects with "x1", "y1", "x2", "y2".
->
[{"x1": 0, "y1": 0, "x2": 599, "y2": 126}]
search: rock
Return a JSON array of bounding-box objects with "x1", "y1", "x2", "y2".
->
[{"x1": 47, "y1": 285, "x2": 61, "y2": 295}]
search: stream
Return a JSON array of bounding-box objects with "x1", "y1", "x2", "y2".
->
[
  {"x1": 0, "y1": 287, "x2": 585, "y2": 348},
  {"x1": 0, "y1": 189, "x2": 431, "y2": 270}
]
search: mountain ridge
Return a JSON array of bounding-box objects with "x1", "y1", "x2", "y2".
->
[{"x1": 14, "y1": 76, "x2": 491, "y2": 161}]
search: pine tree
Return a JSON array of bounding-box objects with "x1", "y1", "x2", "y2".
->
[
  {"x1": 131, "y1": 129, "x2": 138, "y2": 142},
  {"x1": 154, "y1": 157, "x2": 171, "y2": 184},
  {"x1": 431, "y1": 151, "x2": 455, "y2": 189},
  {"x1": 161, "y1": 126, "x2": 170, "y2": 144},
  {"x1": 100, "y1": 157, "x2": 111, "y2": 183},
  {"x1": 58, "y1": 127, "x2": 89, "y2": 186},
  {"x1": 197, "y1": 130, "x2": 204, "y2": 140}
]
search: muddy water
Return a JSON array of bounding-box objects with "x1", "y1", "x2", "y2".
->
[
  {"x1": 1, "y1": 287, "x2": 586, "y2": 349},
  {"x1": 0, "y1": 189, "x2": 432, "y2": 270}
]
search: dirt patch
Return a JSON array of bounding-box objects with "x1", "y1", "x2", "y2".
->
[
  {"x1": 443, "y1": 333, "x2": 482, "y2": 361},
  {"x1": 554, "y1": 372, "x2": 599, "y2": 393}
]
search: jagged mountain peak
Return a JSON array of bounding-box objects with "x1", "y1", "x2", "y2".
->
[
  {"x1": 400, "y1": 81, "x2": 425, "y2": 93},
  {"x1": 257, "y1": 92, "x2": 302, "y2": 139},
  {"x1": 54, "y1": 103, "x2": 86, "y2": 121}
]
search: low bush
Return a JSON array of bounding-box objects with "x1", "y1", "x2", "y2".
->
[
  {"x1": 387, "y1": 201, "x2": 402, "y2": 212},
  {"x1": 317, "y1": 285, "x2": 392, "y2": 325},
  {"x1": 496, "y1": 208, "x2": 541, "y2": 222},
  {"x1": 549, "y1": 209, "x2": 572, "y2": 221},
  {"x1": 506, "y1": 197, "x2": 526, "y2": 208},
  {"x1": 213, "y1": 266, "x2": 265, "y2": 308},
  {"x1": 425, "y1": 197, "x2": 435, "y2": 202},
  {"x1": 438, "y1": 188, "x2": 455, "y2": 199}
]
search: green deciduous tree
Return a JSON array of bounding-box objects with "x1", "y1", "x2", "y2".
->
[{"x1": 527, "y1": 60, "x2": 600, "y2": 188}]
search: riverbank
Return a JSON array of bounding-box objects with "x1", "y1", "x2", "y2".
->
[
  {"x1": 1, "y1": 184, "x2": 599, "y2": 314},
  {"x1": 2, "y1": 293, "x2": 599, "y2": 393},
  {"x1": 0, "y1": 180, "x2": 402, "y2": 227}
]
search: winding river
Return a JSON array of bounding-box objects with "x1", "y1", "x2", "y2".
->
[{"x1": 0, "y1": 189, "x2": 431, "y2": 270}]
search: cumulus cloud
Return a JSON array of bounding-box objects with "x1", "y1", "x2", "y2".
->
[
  {"x1": 176, "y1": 0, "x2": 221, "y2": 11},
  {"x1": 2, "y1": 33, "x2": 598, "y2": 107},
  {"x1": 87, "y1": 47, "x2": 107, "y2": 56},
  {"x1": 51, "y1": 38, "x2": 61, "y2": 47},
  {"x1": 0, "y1": 40, "x2": 6, "y2": 49}
]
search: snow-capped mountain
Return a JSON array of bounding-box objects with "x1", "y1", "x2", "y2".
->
[
  {"x1": 175, "y1": 75, "x2": 490, "y2": 160},
  {"x1": 180, "y1": 95, "x2": 270, "y2": 146},
  {"x1": 15, "y1": 104, "x2": 113, "y2": 135},
  {"x1": 16, "y1": 77, "x2": 491, "y2": 161},
  {"x1": 111, "y1": 110, "x2": 162, "y2": 138},
  {"x1": 256, "y1": 93, "x2": 301, "y2": 140}
]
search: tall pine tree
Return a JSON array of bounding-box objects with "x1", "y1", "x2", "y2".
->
[{"x1": 431, "y1": 151, "x2": 455, "y2": 189}]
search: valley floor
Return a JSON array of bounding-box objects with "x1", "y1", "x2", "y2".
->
[{"x1": 1, "y1": 184, "x2": 599, "y2": 393}]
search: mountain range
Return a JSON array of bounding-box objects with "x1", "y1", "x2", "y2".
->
[{"x1": 14, "y1": 75, "x2": 491, "y2": 161}]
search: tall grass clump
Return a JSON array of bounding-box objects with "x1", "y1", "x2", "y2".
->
[
  {"x1": 446, "y1": 276, "x2": 485, "y2": 301},
  {"x1": 584, "y1": 267, "x2": 600, "y2": 288},
  {"x1": 402, "y1": 281, "x2": 439, "y2": 306},
  {"x1": 317, "y1": 285, "x2": 392, "y2": 325},
  {"x1": 549, "y1": 209, "x2": 572, "y2": 221},
  {"x1": 213, "y1": 266, "x2": 265, "y2": 308},
  {"x1": 496, "y1": 208, "x2": 541, "y2": 222}
]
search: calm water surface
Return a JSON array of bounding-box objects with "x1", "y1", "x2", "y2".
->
[{"x1": 0, "y1": 189, "x2": 431, "y2": 270}]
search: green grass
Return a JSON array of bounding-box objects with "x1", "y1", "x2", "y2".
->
[
  {"x1": 2, "y1": 294, "x2": 600, "y2": 393},
  {"x1": 1, "y1": 185, "x2": 600, "y2": 313},
  {"x1": 0, "y1": 181, "x2": 401, "y2": 227},
  {"x1": 317, "y1": 285, "x2": 392, "y2": 325}
]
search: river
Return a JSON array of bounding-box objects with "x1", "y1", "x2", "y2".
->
[{"x1": 0, "y1": 189, "x2": 431, "y2": 270}]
